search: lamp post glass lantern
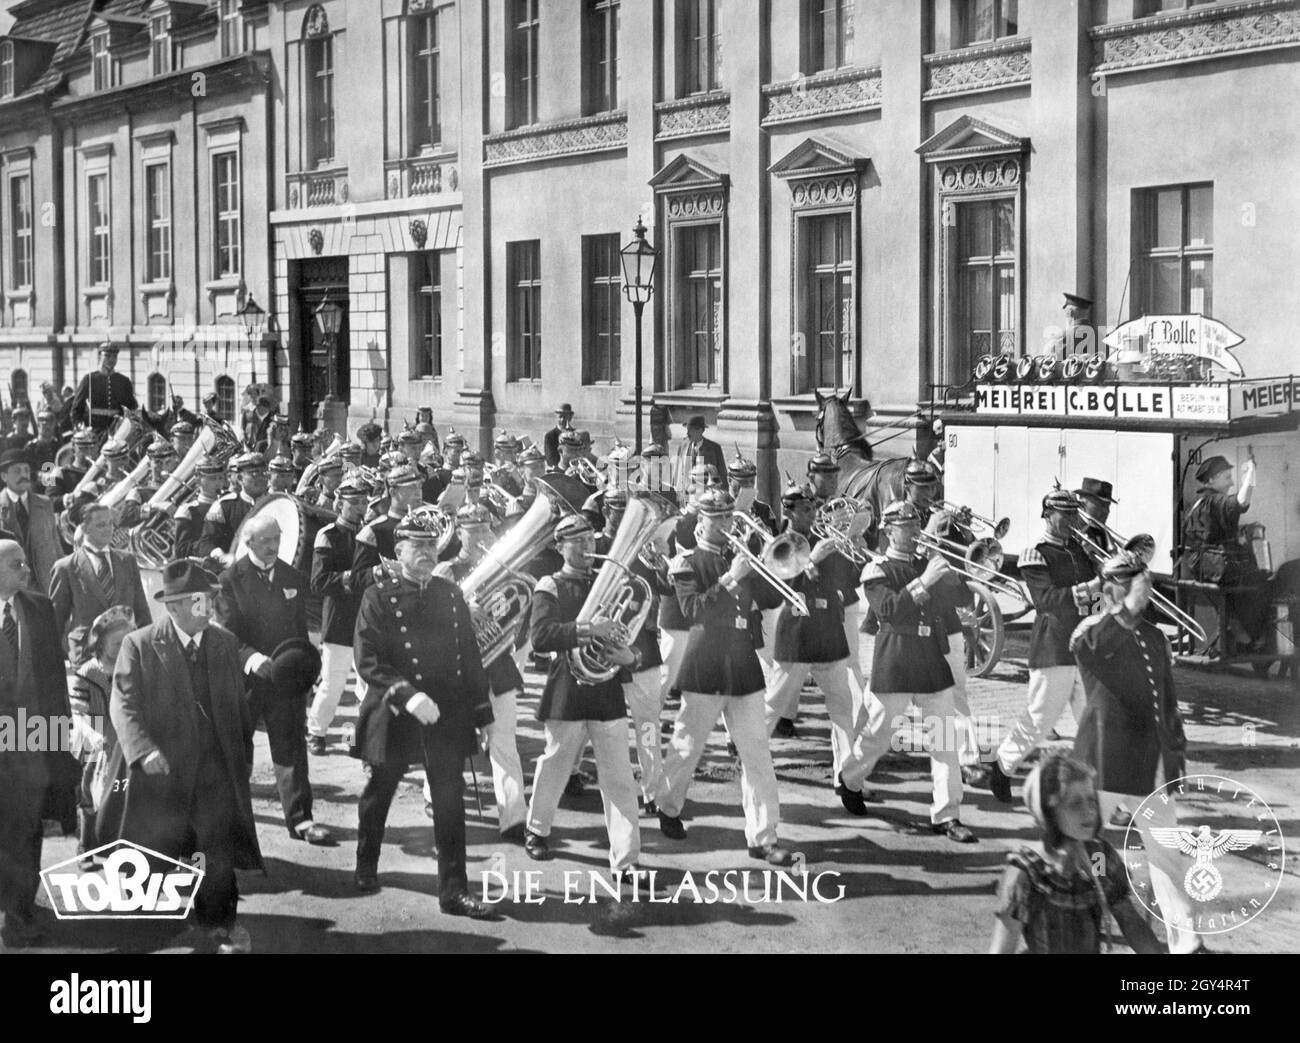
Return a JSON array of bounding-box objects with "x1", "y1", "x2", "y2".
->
[
  {"x1": 314, "y1": 293, "x2": 342, "y2": 402},
  {"x1": 237, "y1": 293, "x2": 265, "y2": 384},
  {"x1": 621, "y1": 217, "x2": 656, "y2": 455}
]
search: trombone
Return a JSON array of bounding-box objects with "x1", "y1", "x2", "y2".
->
[
  {"x1": 936, "y1": 499, "x2": 1011, "y2": 540},
  {"x1": 914, "y1": 530, "x2": 1030, "y2": 604},
  {"x1": 1074, "y1": 529, "x2": 1207, "y2": 644},
  {"x1": 727, "y1": 512, "x2": 810, "y2": 616}
]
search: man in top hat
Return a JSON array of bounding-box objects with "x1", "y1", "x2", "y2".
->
[
  {"x1": 173, "y1": 457, "x2": 227, "y2": 559},
  {"x1": 1075, "y1": 477, "x2": 1117, "y2": 555},
  {"x1": 354, "y1": 464, "x2": 429, "y2": 592},
  {"x1": 807, "y1": 452, "x2": 841, "y2": 503},
  {"x1": 0, "y1": 539, "x2": 78, "y2": 948},
  {"x1": 24, "y1": 409, "x2": 60, "y2": 473},
  {"x1": 837, "y1": 501, "x2": 976, "y2": 842},
  {"x1": 218, "y1": 511, "x2": 331, "y2": 845},
  {"x1": 434, "y1": 502, "x2": 529, "y2": 840},
  {"x1": 655, "y1": 488, "x2": 795, "y2": 864},
  {"x1": 268, "y1": 454, "x2": 297, "y2": 495},
  {"x1": 307, "y1": 477, "x2": 370, "y2": 755},
  {"x1": 198, "y1": 452, "x2": 270, "y2": 568},
  {"x1": 355, "y1": 422, "x2": 385, "y2": 469},
  {"x1": 522, "y1": 514, "x2": 648, "y2": 885},
  {"x1": 72, "y1": 344, "x2": 137, "y2": 433},
  {"x1": 674, "y1": 415, "x2": 726, "y2": 498},
  {"x1": 3, "y1": 405, "x2": 33, "y2": 450},
  {"x1": 352, "y1": 508, "x2": 496, "y2": 916},
  {"x1": 1070, "y1": 551, "x2": 1202, "y2": 953},
  {"x1": 980, "y1": 487, "x2": 1098, "y2": 804},
  {"x1": 97, "y1": 560, "x2": 262, "y2": 953},
  {"x1": 1181, "y1": 453, "x2": 1266, "y2": 650},
  {"x1": 0, "y1": 449, "x2": 61, "y2": 594},
  {"x1": 49, "y1": 502, "x2": 152, "y2": 650},
  {"x1": 543, "y1": 403, "x2": 575, "y2": 469}
]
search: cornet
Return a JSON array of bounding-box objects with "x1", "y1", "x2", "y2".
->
[
  {"x1": 727, "y1": 513, "x2": 810, "y2": 616},
  {"x1": 937, "y1": 500, "x2": 1010, "y2": 540},
  {"x1": 914, "y1": 530, "x2": 1030, "y2": 604}
]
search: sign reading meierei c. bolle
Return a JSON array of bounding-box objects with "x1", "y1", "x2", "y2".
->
[
  {"x1": 1104, "y1": 314, "x2": 1246, "y2": 376},
  {"x1": 974, "y1": 380, "x2": 1298, "y2": 423}
]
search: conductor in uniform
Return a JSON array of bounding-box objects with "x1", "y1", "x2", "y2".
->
[
  {"x1": 71, "y1": 344, "x2": 138, "y2": 433},
  {"x1": 352, "y1": 509, "x2": 497, "y2": 918}
]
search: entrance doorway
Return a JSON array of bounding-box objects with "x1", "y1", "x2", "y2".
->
[{"x1": 290, "y1": 257, "x2": 349, "y2": 427}]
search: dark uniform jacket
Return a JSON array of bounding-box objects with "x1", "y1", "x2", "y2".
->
[
  {"x1": 1020, "y1": 534, "x2": 1097, "y2": 669},
  {"x1": 1070, "y1": 611, "x2": 1187, "y2": 796},
  {"x1": 198, "y1": 491, "x2": 259, "y2": 558},
  {"x1": 353, "y1": 573, "x2": 492, "y2": 766},
  {"x1": 311, "y1": 519, "x2": 364, "y2": 646},
  {"x1": 530, "y1": 568, "x2": 627, "y2": 721},
  {"x1": 594, "y1": 532, "x2": 665, "y2": 673},
  {"x1": 440, "y1": 556, "x2": 525, "y2": 696},
  {"x1": 353, "y1": 512, "x2": 404, "y2": 591},
  {"x1": 658, "y1": 508, "x2": 699, "y2": 632},
  {"x1": 671, "y1": 542, "x2": 783, "y2": 696},
  {"x1": 217, "y1": 556, "x2": 309, "y2": 666},
  {"x1": 72, "y1": 370, "x2": 137, "y2": 431},
  {"x1": 48, "y1": 462, "x2": 90, "y2": 512},
  {"x1": 859, "y1": 551, "x2": 953, "y2": 695},
  {"x1": 772, "y1": 538, "x2": 852, "y2": 664},
  {"x1": 173, "y1": 496, "x2": 216, "y2": 559}
]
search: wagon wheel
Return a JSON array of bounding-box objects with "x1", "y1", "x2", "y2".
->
[{"x1": 960, "y1": 580, "x2": 1004, "y2": 678}]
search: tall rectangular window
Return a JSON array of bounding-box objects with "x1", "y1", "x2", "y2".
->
[
  {"x1": 681, "y1": 0, "x2": 722, "y2": 94},
  {"x1": 508, "y1": 0, "x2": 540, "y2": 128},
  {"x1": 0, "y1": 42, "x2": 14, "y2": 97},
  {"x1": 676, "y1": 223, "x2": 723, "y2": 387},
  {"x1": 219, "y1": 0, "x2": 244, "y2": 57},
  {"x1": 1136, "y1": 0, "x2": 1216, "y2": 15},
  {"x1": 10, "y1": 173, "x2": 32, "y2": 289},
  {"x1": 145, "y1": 162, "x2": 172, "y2": 282},
  {"x1": 508, "y1": 240, "x2": 542, "y2": 381},
  {"x1": 150, "y1": 14, "x2": 172, "y2": 75},
  {"x1": 307, "y1": 36, "x2": 335, "y2": 166},
  {"x1": 213, "y1": 151, "x2": 241, "y2": 278},
  {"x1": 91, "y1": 33, "x2": 111, "y2": 91},
  {"x1": 583, "y1": 234, "x2": 622, "y2": 384},
  {"x1": 88, "y1": 173, "x2": 111, "y2": 285},
  {"x1": 411, "y1": 10, "x2": 442, "y2": 150},
  {"x1": 583, "y1": 0, "x2": 620, "y2": 114},
  {"x1": 954, "y1": 198, "x2": 1016, "y2": 377},
  {"x1": 805, "y1": 0, "x2": 853, "y2": 73},
  {"x1": 799, "y1": 212, "x2": 853, "y2": 392},
  {"x1": 957, "y1": 0, "x2": 1018, "y2": 46},
  {"x1": 412, "y1": 252, "x2": 442, "y2": 379},
  {"x1": 1135, "y1": 183, "x2": 1213, "y2": 315}
]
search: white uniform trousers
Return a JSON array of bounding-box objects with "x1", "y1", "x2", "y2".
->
[
  {"x1": 841, "y1": 687, "x2": 963, "y2": 824},
  {"x1": 659, "y1": 628, "x2": 690, "y2": 693},
  {"x1": 765, "y1": 657, "x2": 858, "y2": 776},
  {"x1": 307, "y1": 642, "x2": 354, "y2": 739},
  {"x1": 1099, "y1": 789, "x2": 1201, "y2": 954},
  {"x1": 995, "y1": 665, "x2": 1086, "y2": 775},
  {"x1": 656, "y1": 691, "x2": 780, "y2": 848},
  {"x1": 526, "y1": 718, "x2": 640, "y2": 871},
  {"x1": 842, "y1": 604, "x2": 864, "y2": 690},
  {"x1": 624, "y1": 666, "x2": 665, "y2": 803},
  {"x1": 756, "y1": 606, "x2": 781, "y2": 685},
  {"x1": 487, "y1": 687, "x2": 527, "y2": 834},
  {"x1": 944, "y1": 643, "x2": 982, "y2": 768}
]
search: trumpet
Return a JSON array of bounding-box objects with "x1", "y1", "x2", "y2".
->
[
  {"x1": 811, "y1": 496, "x2": 875, "y2": 566},
  {"x1": 914, "y1": 530, "x2": 1030, "y2": 604},
  {"x1": 937, "y1": 500, "x2": 1011, "y2": 540},
  {"x1": 727, "y1": 512, "x2": 810, "y2": 616},
  {"x1": 1074, "y1": 530, "x2": 1207, "y2": 644}
]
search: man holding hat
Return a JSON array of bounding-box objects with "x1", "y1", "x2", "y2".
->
[
  {"x1": 837, "y1": 501, "x2": 975, "y2": 842},
  {"x1": 352, "y1": 507, "x2": 496, "y2": 916},
  {"x1": 674, "y1": 415, "x2": 726, "y2": 498},
  {"x1": 981, "y1": 487, "x2": 1098, "y2": 805},
  {"x1": 173, "y1": 457, "x2": 227, "y2": 559},
  {"x1": 198, "y1": 452, "x2": 270, "y2": 568},
  {"x1": 543, "y1": 403, "x2": 575, "y2": 469},
  {"x1": 98, "y1": 559, "x2": 262, "y2": 953},
  {"x1": 0, "y1": 449, "x2": 61, "y2": 593},
  {"x1": 218, "y1": 512, "x2": 331, "y2": 845},
  {"x1": 655, "y1": 488, "x2": 795, "y2": 864},
  {"x1": 1070, "y1": 552, "x2": 1201, "y2": 953},
  {"x1": 1182, "y1": 453, "x2": 1265, "y2": 650},
  {"x1": 307, "y1": 476, "x2": 371, "y2": 755},
  {"x1": 71, "y1": 343, "x2": 138, "y2": 433},
  {"x1": 522, "y1": 514, "x2": 648, "y2": 884}
]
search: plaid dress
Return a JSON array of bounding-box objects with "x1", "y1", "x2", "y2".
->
[{"x1": 995, "y1": 839, "x2": 1130, "y2": 954}]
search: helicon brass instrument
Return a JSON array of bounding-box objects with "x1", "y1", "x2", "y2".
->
[
  {"x1": 811, "y1": 496, "x2": 875, "y2": 566},
  {"x1": 727, "y1": 512, "x2": 810, "y2": 616}
]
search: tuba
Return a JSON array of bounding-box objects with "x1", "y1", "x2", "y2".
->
[
  {"x1": 569, "y1": 491, "x2": 674, "y2": 684},
  {"x1": 460, "y1": 481, "x2": 575, "y2": 666}
]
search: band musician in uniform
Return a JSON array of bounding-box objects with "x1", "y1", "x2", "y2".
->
[{"x1": 351, "y1": 509, "x2": 497, "y2": 918}]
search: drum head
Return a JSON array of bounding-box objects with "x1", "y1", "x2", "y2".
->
[{"x1": 232, "y1": 493, "x2": 307, "y2": 569}]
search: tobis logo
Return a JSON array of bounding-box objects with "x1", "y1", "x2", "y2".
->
[{"x1": 40, "y1": 840, "x2": 204, "y2": 920}]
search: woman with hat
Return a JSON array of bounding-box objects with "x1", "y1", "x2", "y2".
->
[{"x1": 1181, "y1": 453, "x2": 1265, "y2": 650}]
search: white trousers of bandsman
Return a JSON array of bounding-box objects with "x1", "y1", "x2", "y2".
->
[
  {"x1": 658, "y1": 627, "x2": 690, "y2": 693},
  {"x1": 624, "y1": 665, "x2": 665, "y2": 804},
  {"x1": 994, "y1": 665, "x2": 1086, "y2": 775},
  {"x1": 656, "y1": 691, "x2": 780, "y2": 847},
  {"x1": 307, "y1": 642, "x2": 355, "y2": 740},
  {"x1": 764, "y1": 656, "x2": 858, "y2": 777}
]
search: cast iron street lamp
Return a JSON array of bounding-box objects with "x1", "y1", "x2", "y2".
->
[
  {"x1": 620, "y1": 216, "x2": 656, "y2": 455},
  {"x1": 237, "y1": 294, "x2": 265, "y2": 384},
  {"x1": 314, "y1": 292, "x2": 342, "y2": 403}
]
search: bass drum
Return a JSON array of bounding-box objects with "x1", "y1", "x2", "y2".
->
[{"x1": 232, "y1": 493, "x2": 313, "y2": 571}]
